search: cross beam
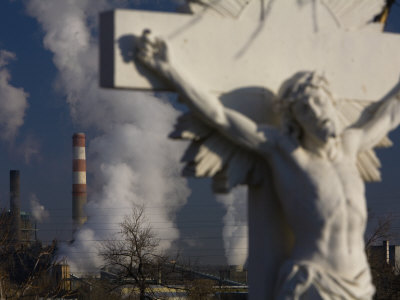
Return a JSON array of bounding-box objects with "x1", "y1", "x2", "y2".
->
[{"x1": 100, "y1": 1, "x2": 400, "y2": 100}]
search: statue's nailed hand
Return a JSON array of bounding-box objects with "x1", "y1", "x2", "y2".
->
[{"x1": 136, "y1": 29, "x2": 170, "y2": 73}]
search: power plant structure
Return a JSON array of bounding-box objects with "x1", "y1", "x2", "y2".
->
[
  {"x1": 8, "y1": 170, "x2": 36, "y2": 244},
  {"x1": 72, "y1": 133, "x2": 87, "y2": 231}
]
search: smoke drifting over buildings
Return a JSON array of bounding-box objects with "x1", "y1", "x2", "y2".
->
[
  {"x1": 26, "y1": 0, "x2": 248, "y2": 270},
  {"x1": 26, "y1": 0, "x2": 190, "y2": 272},
  {"x1": 29, "y1": 194, "x2": 49, "y2": 223}
]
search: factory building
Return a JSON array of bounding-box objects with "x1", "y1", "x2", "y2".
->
[{"x1": 19, "y1": 211, "x2": 36, "y2": 243}]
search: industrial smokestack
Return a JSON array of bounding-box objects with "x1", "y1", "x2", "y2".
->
[
  {"x1": 72, "y1": 133, "x2": 87, "y2": 232},
  {"x1": 384, "y1": 240, "x2": 390, "y2": 264},
  {"x1": 10, "y1": 170, "x2": 21, "y2": 243}
]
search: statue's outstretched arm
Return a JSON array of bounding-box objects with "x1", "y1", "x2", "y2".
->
[
  {"x1": 348, "y1": 83, "x2": 400, "y2": 152},
  {"x1": 136, "y1": 31, "x2": 277, "y2": 152}
]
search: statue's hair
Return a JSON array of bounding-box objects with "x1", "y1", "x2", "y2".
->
[
  {"x1": 277, "y1": 71, "x2": 335, "y2": 139},
  {"x1": 275, "y1": 71, "x2": 391, "y2": 182}
]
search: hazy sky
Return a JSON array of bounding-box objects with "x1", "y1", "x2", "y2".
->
[{"x1": 0, "y1": 0, "x2": 400, "y2": 269}]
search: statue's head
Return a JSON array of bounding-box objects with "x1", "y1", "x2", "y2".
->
[{"x1": 278, "y1": 71, "x2": 340, "y2": 144}]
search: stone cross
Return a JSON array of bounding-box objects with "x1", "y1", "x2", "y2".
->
[{"x1": 99, "y1": 1, "x2": 400, "y2": 298}]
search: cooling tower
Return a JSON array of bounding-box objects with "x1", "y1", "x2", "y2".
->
[
  {"x1": 72, "y1": 133, "x2": 87, "y2": 231},
  {"x1": 10, "y1": 170, "x2": 21, "y2": 243}
]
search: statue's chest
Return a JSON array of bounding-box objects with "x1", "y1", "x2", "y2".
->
[
  {"x1": 268, "y1": 144, "x2": 365, "y2": 219},
  {"x1": 292, "y1": 148, "x2": 363, "y2": 197}
]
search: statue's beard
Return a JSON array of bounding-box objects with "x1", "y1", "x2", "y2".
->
[
  {"x1": 302, "y1": 118, "x2": 338, "y2": 144},
  {"x1": 315, "y1": 119, "x2": 337, "y2": 142}
]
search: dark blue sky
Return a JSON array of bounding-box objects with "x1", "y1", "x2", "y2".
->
[
  {"x1": 0, "y1": 0, "x2": 400, "y2": 267},
  {"x1": 0, "y1": 1, "x2": 73, "y2": 233}
]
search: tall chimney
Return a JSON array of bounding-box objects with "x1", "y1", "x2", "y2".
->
[
  {"x1": 10, "y1": 170, "x2": 21, "y2": 243},
  {"x1": 384, "y1": 240, "x2": 390, "y2": 264},
  {"x1": 72, "y1": 133, "x2": 87, "y2": 231}
]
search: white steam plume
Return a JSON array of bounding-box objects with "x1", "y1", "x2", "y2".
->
[
  {"x1": 17, "y1": 134, "x2": 41, "y2": 164},
  {"x1": 0, "y1": 50, "x2": 29, "y2": 140},
  {"x1": 216, "y1": 186, "x2": 248, "y2": 266},
  {"x1": 30, "y1": 194, "x2": 50, "y2": 222},
  {"x1": 26, "y1": 0, "x2": 190, "y2": 273}
]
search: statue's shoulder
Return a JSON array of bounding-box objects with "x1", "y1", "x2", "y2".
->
[
  {"x1": 253, "y1": 124, "x2": 298, "y2": 157},
  {"x1": 171, "y1": 112, "x2": 271, "y2": 192}
]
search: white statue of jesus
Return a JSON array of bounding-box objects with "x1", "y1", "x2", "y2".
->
[{"x1": 136, "y1": 30, "x2": 400, "y2": 299}]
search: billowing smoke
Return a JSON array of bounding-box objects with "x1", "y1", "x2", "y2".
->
[
  {"x1": 0, "y1": 50, "x2": 29, "y2": 140},
  {"x1": 216, "y1": 187, "x2": 248, "y2": 266},
  {"x1": 30, "y1": 194, "x2": 49, "y2": 222},
  {"x1": 26, "y1": 0, "x2": 190, "y2": 272}
]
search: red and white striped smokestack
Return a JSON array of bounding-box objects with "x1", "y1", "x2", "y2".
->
[{"x1": 72, "y1": 133, "x2": 87, "y2": 230}]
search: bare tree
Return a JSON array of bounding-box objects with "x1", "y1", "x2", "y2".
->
[
  {"x1": 0, "y1": 208, "x2": 74, "y2": 299},
  {"x1": 365, "y1": 214, "x2": 396, "y2": 251},
  {"x1": 100, "y1": 205, "x2": 163, "y2": 300}
]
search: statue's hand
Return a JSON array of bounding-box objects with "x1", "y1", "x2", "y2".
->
[{"x1": 136, "y1": 29, "x2": 170, "y2": 74}]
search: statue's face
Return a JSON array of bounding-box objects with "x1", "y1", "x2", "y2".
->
[{"x1": 291, "y1": 86, "x2": 339, "y2": 143}]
